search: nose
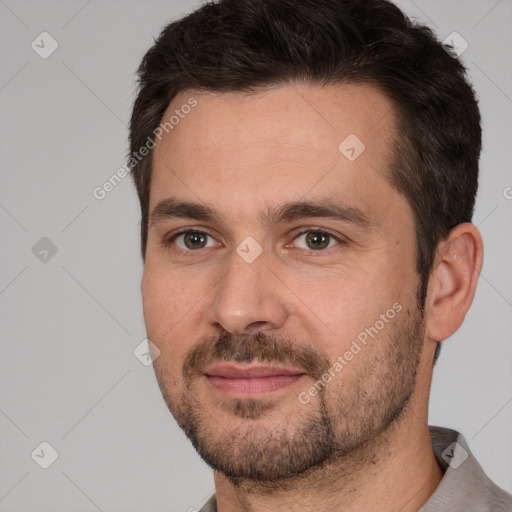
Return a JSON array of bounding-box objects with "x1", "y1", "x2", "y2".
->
[{"x1": 206, "y1": 250, "x2": 289, "y2": 335}]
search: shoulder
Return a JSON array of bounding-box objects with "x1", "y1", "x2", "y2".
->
[{"x1": 421, "y1": 426, "x2": 512, "y2": 511}]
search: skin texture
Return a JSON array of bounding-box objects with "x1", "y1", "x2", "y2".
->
[{"x1": 141, "y1": 83, "x2": 483, "y2": 512}]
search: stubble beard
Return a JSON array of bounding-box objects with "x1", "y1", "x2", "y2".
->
[{"x1": 153, "y1": 301, "x2": 425, "y2": 487}]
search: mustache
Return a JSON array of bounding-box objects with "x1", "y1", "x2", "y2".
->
[{"x1": 182, "y1": 331, "x2": 331, "y2": 382}]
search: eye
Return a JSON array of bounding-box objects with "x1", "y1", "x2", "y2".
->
[
  {"x1": 291, "y1": 230, "x2": 343, "y2": 251},
  {"x1": 166, "y1": 230, "x2": 219, "y2": 251}
]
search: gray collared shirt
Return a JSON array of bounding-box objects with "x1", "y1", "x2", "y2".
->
[{"x1": 199, "y1": 425, "x2": 512, "y2": 511}]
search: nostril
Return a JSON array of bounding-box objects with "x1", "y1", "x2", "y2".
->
[{"x1": 247, "y1": 321, "x2": 269, "y2": 331}]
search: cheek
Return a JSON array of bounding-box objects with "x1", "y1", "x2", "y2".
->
[
  {"x1": 141, "y1": 268, "x2": 198, "y2": 353},
  {"x1": 296, "y1": 267, "x2": 406, "y2": 359}
]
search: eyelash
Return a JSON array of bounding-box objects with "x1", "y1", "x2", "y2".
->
[{"x1": 163, "y1": 227, "x2": 345, "y2": 254}]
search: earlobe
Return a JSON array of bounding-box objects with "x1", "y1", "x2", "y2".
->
[{"x1": 425, "y1": 223, "x2": 484, "y2": 342}]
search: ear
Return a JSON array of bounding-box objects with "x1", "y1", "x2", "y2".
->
[{"x1": 425, "y1": 223, "x2": 484, "y2": 342}]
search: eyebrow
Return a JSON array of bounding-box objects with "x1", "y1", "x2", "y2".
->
[{"x1": 148, "y1": 197, "x2": 374, "y2": 230}]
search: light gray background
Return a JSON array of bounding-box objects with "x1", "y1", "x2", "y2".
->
[{"x1": 1, "y1": 0, "x2": 511, "y2": 510}]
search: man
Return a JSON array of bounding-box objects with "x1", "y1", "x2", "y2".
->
[{"x1": 129, "y1": 0, "x2": 512, "y2": 510}]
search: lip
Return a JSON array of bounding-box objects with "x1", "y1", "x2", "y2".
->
[
  {"x1": 204, "y1": 363, "x2": 307, "y2": 397},
  {"x1": 204, "y1": 363, "x2": 305, "y2": 379}
]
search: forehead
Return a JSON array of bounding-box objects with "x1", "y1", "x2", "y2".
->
[{"x1": 150, "y1": 82, "x2": 401, "y2": 224}]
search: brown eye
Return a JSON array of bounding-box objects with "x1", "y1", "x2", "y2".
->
[
  {"x1": 170, "y1": 230, "x2": 217, "y2": 251},
  {"x1": 305, "y1": 231, "x2": 331, "y2": 250},
  {"x1": 292, "y1": 230, "x2": 342, "y2": 251},
  {"x1": 184, "y1": 231, "x2": 208, "y2": 249}
]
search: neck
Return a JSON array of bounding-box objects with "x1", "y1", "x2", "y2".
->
[{"x1": 212, "y1": 402, "x2": 443, "y2": 512}]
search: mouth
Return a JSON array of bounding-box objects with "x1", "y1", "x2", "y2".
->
[{"x1": 203, "y1": 363, "x2": 307, "y2": 397}]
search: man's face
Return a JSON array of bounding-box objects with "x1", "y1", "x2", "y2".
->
[{"x1": 142, "y1": 83, "x2": 427, "y2": 481}]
